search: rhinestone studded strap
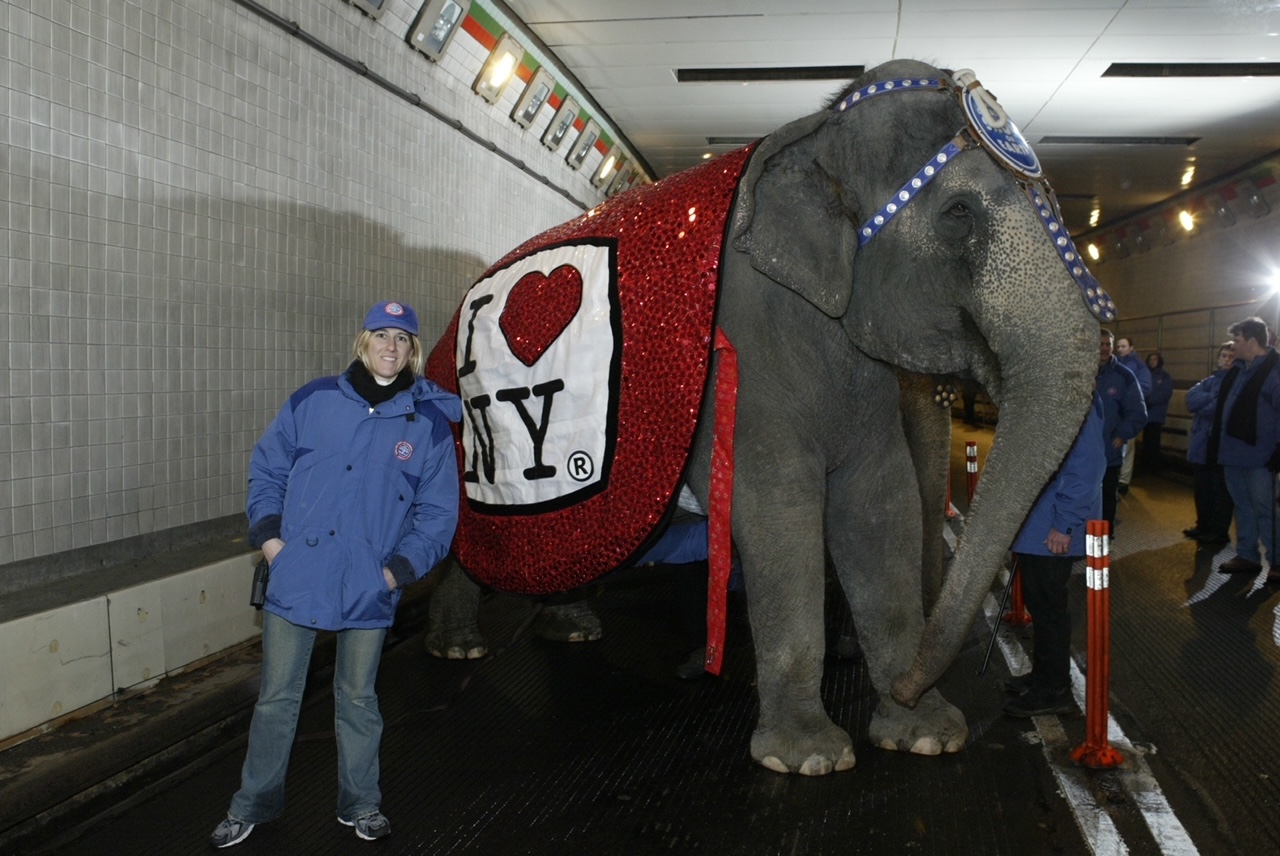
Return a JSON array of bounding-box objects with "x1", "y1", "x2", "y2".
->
[{"x1": 834, "y1": 73, "x2": 1116, "y2": 322}]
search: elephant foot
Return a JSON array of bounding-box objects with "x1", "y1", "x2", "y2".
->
[
  {"x1": 750, "y1": 720, "x2": 856, "y2": 776},
  {"x1": 424, "y1": 628, "x2": 487, "y2": 660},
  {"x1": 868, "y1": 688, "x2": 968, "y2": 755},
  {"x1": 425, "y1": 556, "x2": 487, "y2": 659},
  {"x1": 532, "y1": 601, "x2": 603, "y2": 643}
]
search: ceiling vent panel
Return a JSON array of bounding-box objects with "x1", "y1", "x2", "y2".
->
[
  {"x1": 677, "y1": 66, "x2": 864, "y2": 83},
  {"x1": 1104, "y1": 62, "x2": 1280, "y2": 77}
]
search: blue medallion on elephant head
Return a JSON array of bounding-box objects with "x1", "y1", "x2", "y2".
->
[{"x1": 837, "y1": 69, "x2": 1116, "y2": 323}]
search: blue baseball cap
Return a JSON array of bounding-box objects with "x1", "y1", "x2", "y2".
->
[{"x1": 363, "y1": 301, "x2": 419, "y2": 336}]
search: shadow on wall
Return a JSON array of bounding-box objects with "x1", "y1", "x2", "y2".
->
[{"x1": 2, "y1": 195, "x2": 500, "y2": 600}]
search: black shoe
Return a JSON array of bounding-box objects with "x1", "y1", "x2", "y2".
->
[
  {"x1": 1219, "y1": 556, "x2": 1263, "y2": 574},
  {"x1": 1003, "y1": 674, "x2": 1035, "y2": 696},
  {"x1": 1003, "y1": 687, "x2": 1075, "y2": 718},
  {"x1": 1183, "y1": 528, "x2": 1201, "y2": 539},
  {"x1": 1196, "y1": 532, "x2": 1230, "y2": 545}
]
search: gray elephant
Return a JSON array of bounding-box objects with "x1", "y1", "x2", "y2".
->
[{"x1": 425, "y1": 58, "x2": 1109, "y2": 776}]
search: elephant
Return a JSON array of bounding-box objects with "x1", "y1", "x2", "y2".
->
[
  {"x1": 425, "y1": 58, "x2": 1109, "y2": 776},
  {"x1": 425, "y1": 373, "x2": 956, "y2": 660}
]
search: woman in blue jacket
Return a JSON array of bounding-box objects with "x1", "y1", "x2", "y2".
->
[
  {"x1": 1184, "y1": 342, "x2": 1236, "y2": 544},
  {"x1": 1141, "y1": 351, "x2": 1174, "y2": 467},
  {"x1": 212, "y1": 302, "x2": 461, "y2": 848},
  {"x1": 1003, "y1": 397, "x2": 1105, "y2": 718}
]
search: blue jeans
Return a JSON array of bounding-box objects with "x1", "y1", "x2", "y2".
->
[
  {"x1": 230, "y1": 611, "x2": 387, "y2": 823},
  {"x1": 1223, "y1": 466, "x2": 1278, "y2": 564}
]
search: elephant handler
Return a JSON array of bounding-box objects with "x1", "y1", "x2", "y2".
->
[
  {"x1": 1003, "y1": 395, "x2": 1106, "y2": 717},
  {"x1": 1096, "y1": 329, "x2": 1147, "y2": 529},
  {"x1": 210, "y1": 301, "x2": 461, "y2": 848}
]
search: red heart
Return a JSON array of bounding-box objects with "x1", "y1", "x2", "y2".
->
[{"x1": 499, "y1": 265, "x2": 584, "y2": 367}]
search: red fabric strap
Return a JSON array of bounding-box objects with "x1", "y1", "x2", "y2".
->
[{"x1": 705, "y1": 327, "x2": 738, "y2": 675}]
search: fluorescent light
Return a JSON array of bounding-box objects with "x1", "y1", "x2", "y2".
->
[{"x1": 473, "y1": 34, "x2": 524, "y2": 104}]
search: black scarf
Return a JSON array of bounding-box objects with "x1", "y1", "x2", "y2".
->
[
  {"x1": 1212, "y1": 350, "x2": 1279, "y2": 455},
  {"x1": 345, "y1": 360, "x2": 414, "y2": 407}
]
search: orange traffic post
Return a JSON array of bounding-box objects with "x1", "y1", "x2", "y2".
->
[
  {"x1": 1002, "y1": 560, "x2": 1032, "y2": 626},
  {"x1": 965, "y1": 441, "x2": 979, "y2": 505},
  {"x1": 1071, "y1": 519, "x2": 1124, "y2": 769}
]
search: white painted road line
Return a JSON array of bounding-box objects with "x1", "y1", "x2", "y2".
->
[{"x1": 981, "y1": 583, "x2": 1198, "y2": 855}]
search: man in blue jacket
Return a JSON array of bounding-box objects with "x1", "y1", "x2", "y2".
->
[
  {"x1": 1213, "y1": 317, "x2": 1280, "y2": 577},
  {"x1": 1096, "y1": 330, "x2": 1148, "y2": 528},
  {"x1": 1115, "y1": 335, "x2": 1151, "y2": 494},
  {"x1": 1004, "y1": 396, "x2": 1106, "y2": 717}
]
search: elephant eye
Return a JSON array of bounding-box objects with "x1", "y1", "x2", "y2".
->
[{"x1": 947, "y1": 201, "x2": 971, "y2": 218}]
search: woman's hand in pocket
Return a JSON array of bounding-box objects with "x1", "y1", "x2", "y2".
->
[{"x1": 262, "y1": 538, "x2": 286, "y2": 565}]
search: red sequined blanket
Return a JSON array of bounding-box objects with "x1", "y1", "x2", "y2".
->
[{"x1": 426, "y1": 147, "x2": 753, "y2": 595}]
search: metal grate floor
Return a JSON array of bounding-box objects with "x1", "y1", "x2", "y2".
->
[{"x1": 17, "y1": 427, "x2": 1280, "y2": 855}]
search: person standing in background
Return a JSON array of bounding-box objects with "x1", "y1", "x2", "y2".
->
[
  {"x1": 1096, "y1": 330, "x2": 1147, "y2": 529},
  {"x1": 1114, "y1": 336, "x2": 1151, "y2": 494},
  {"x1": 1142, "y1": 351, "x2": 1174, "y2": 468},
  {"x1": 1212, "y1": 317, "x2": 1280, "y2": 577},
  {"x1": 1183, "y1": 342, "x2": 1236, "y2": 545}
]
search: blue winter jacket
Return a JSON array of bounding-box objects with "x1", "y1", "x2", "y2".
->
[
  {"x1": 1095, "y1": 358, "x2": 1147, "y2": 468},
  {"x1": 1185, "y1": 369, "x2": 1228, "y2": 465},
  {"x1": 1146, "y1": 367, "x2": 1173, "y2": 424},
  {"x1": 247, "y1": 372, "x2": 462, "y2": 631},
  {"x1": 1011, "y1": 397, "x2": 1105, "y2": 558},
  {"x1": 1216, "y1": 348, "x2": 1280, "y2": 469},
  {"x1": 1118, "y1": 351, "x2": 1152, "y2": 401}
]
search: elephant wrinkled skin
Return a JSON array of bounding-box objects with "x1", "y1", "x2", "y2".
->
[{"x1": 432, "y1": 59, "x2": 1099, "y2": 776}]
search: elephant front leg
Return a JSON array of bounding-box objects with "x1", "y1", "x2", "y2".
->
[
  {"x1": 734, "y1": 488, "x2": 856, "y2": 776},
  {"x1": 826, "y1": 466, "x2": 968, "y2": 756}
]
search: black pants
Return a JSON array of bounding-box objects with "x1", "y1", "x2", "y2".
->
[
  {"x1": 1102, "y1": 465, "x2": 1121, "y2": 528},
  {"x1": 1192, "y1": 462, "x2": 1235, "y2": 538},
  {"x1": 1141, "y1": 422, "x2": 1164, "y2": 467},
  {"x1": 1017, "y1": 553, "x2": 1075, "y2": 692}
]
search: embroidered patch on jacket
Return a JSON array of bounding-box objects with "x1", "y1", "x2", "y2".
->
[{"x1": 394, "y1": 441, "x2": 414, "y2": 461}]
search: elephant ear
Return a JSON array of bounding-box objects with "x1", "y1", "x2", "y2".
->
[{"x1": 730, "y1": 112, "x2": 859, "y2": 318}]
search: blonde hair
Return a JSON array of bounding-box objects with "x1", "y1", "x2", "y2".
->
[{"x1": 353, "y1": 329, "x2": 425, "y2": 377}]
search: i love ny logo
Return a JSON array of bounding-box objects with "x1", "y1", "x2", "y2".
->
[{"x1": 455, "y1": 239, "x2": 620, "y2": 513}]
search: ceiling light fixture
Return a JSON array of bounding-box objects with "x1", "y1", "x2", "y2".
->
[
  {"x1": 1178, "y1": 210, "x2": 1196, "y2": 232},
  {"x1": 541, "y1": 97, "x2": 579, "y2": 152},
  {"x1": 407, "y1": 0, "x2": 469, "y2": 61},
  {"x1": 1244, "y1": 180, "x2": 1272, "y2": 218},
  {"x1": 474, "y1": 34, "x2": 524, "y2": 104},
  {"x1": 512, "y1": 67, "x2": 554, "y2": 129}
]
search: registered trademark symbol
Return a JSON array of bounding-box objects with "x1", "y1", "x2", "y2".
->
[{"x1": 567, "y1": 450, "x2": 594, "y2": 482}]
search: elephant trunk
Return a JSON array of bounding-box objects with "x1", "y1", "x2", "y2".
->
[{"x1": 891, "y1": 319, "x2": 1096, "y2": 707}]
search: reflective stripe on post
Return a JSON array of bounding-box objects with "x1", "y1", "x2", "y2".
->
[
  {"x1": 965, "y1": 441, "x2": 979, "y2": 505},
  {"x1": 1071, "y1": 519, "x2": 1124, "y2": 769}
]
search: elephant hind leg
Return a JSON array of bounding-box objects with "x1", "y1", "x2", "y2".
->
[
  {"x1": 531, "y1": 600, "x2": 603, "y2": 643},
  {"x1": 425, "y1": 556, "x2": 488, "y2": 660}
]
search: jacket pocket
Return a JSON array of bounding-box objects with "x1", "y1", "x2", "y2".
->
[{"x1": 340, "y1": 541, "x2": 396, "y2": 624}]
